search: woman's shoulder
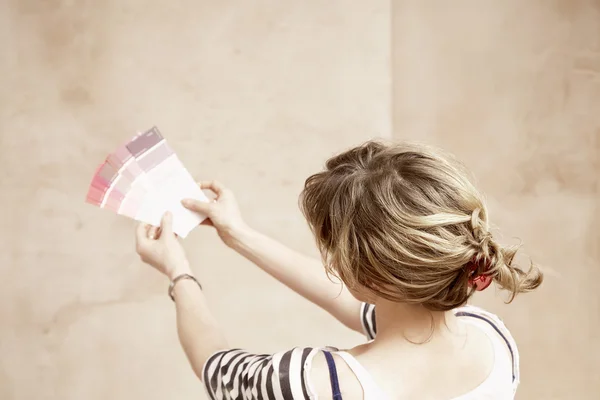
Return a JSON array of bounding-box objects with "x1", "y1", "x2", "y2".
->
[
  {"x1": 359, "y1": 302, "x2": 520, "y2": 390},
  {"x1": 452, "y1": 304, "x2": 518, "y2": 349},
  {"x1": 202, "y1": 346, "x2": 338, "y2": 399},
  {"x1": 453, "y1": 304, "x2": 521, "y2": 391}
]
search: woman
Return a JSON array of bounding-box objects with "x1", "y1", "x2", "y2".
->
[{"x1": 135, "y1": 141, "x2": 542, "y2": 399}]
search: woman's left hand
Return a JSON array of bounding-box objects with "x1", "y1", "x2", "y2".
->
[{"x1": 135, "y1": 212, "x2": 192, "y2": 280}]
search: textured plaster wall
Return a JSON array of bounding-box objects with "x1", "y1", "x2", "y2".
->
[
  {"x1": 0, "y1": 0, "x2": 598, "y2": 399},
  {"x1": 391, "y1": 1, "x2": 599, "y2": 398},
  {"x1": 0, "y1": 1, "x2": 390, "y2": 399}
]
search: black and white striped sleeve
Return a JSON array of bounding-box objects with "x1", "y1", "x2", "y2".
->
[
  {"x1": 202, "y1": 347, "x2": 321, "y2": 400},
  {"x1": 360, "y1": 302, "x2": 377, "y2": 340}
]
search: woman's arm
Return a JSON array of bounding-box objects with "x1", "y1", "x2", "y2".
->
[
  {"x1": 228, "y1": 226, "x2": 363, "y2": 332},
  {"x1": 182, "y1": 181, "x2": 364, "y2": 333},
  {"x1": 172, "y1": 272, "x2": 228, "y2": 379},
  {"x1": 135, "y1": 214, "x2": 227, "y2": 379}
]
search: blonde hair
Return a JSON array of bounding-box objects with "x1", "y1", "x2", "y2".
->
[{"x1": 300, "y1": 141, "x2": 543, "y2": 311}]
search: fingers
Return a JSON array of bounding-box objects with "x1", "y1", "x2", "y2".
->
[
  {"x1": 148, "y1": 226, "x2": 160, "y2": 240},
  {"x1": 135, "y1": 223, "x2": 151, "y2": 249},
  {"x1": 198, "y1": 180, "x2": 226, "y2": 197},
  {"x1": 184, "y1": 179, "x2": 228, "y2": 217},
  {"x1": 201, "y1": 188, "x2": 218, "y2": 202},
  {"x1": 160, "y1": 211, "x2": 174, "y2": 237},
  {"x1": 181, "y1": 198, "x2": 212, "y2": 214}
]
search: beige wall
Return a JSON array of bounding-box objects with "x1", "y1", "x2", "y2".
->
[
  {"x1": 0, "y1": 0, "x2": 597, "y2": 399},
  {"x1": 0, "y1": 1, "x2": 390, "y2": 399}
]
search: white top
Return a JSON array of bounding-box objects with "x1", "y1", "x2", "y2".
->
[
  {"x1": 201, "y1": 303, "x2": 520, "y2": 399},
  {"x1": 329, "y1": 303, "x2": 518, "y2": 400},
  {"x1": 334, "y1": 309, "x2": 516, "y2": 399}
]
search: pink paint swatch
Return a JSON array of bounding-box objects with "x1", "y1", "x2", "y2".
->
[{"x1": 85, "y1": 127, "x2": 209, "y2": 238}]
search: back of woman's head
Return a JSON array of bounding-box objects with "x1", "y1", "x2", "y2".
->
[{"x1": 300, "y1": 141, "x2": 543, "y2": 311}]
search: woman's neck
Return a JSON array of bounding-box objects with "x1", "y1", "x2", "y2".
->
[{"x1": 373, "y1": 298, "x2": 457, "y2": 343}]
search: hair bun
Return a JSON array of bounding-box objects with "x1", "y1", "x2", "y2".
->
[{"x1": 300, "y1": 140, "x2": 543, "y2": 311}]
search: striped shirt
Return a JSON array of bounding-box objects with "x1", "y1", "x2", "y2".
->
[{"x1": 201, "y1": 303, "x2": 520, "y2": 399}]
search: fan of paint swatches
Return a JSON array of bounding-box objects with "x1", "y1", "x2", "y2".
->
[{"x1": 86, "y1": 127, "x2": 209, "y2": 238}]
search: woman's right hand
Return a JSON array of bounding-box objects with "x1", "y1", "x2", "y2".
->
[{"x1": 182, "y1": 181, "x2": 250, "y2": 247}]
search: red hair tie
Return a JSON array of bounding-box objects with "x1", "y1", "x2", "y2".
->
[{"x1": 468, "y1": 258, "x2": 493, "y2": 291}]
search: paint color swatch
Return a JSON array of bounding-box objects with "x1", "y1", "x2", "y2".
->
[{"x1": 86, "y1": 127, "x2": 208, "y2": 238}]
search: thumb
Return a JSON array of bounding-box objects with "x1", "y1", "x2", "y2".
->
[
  {"x1": 160, "y1": 211, "x2": 174, "y2": 237},
  {"x1": 182, "y1": 198, "x2": 212, "y2": 215}
]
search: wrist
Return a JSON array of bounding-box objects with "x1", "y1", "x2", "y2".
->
[
  {"x1": 168, "y1": 273, "x2": 202, "y2": 301},
  {"x1": 225, "y1": 223, "x2": 255, "y2": 249},
  {"x1": 167, "y1": 260, "x2": 192, "y2": 281}
]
